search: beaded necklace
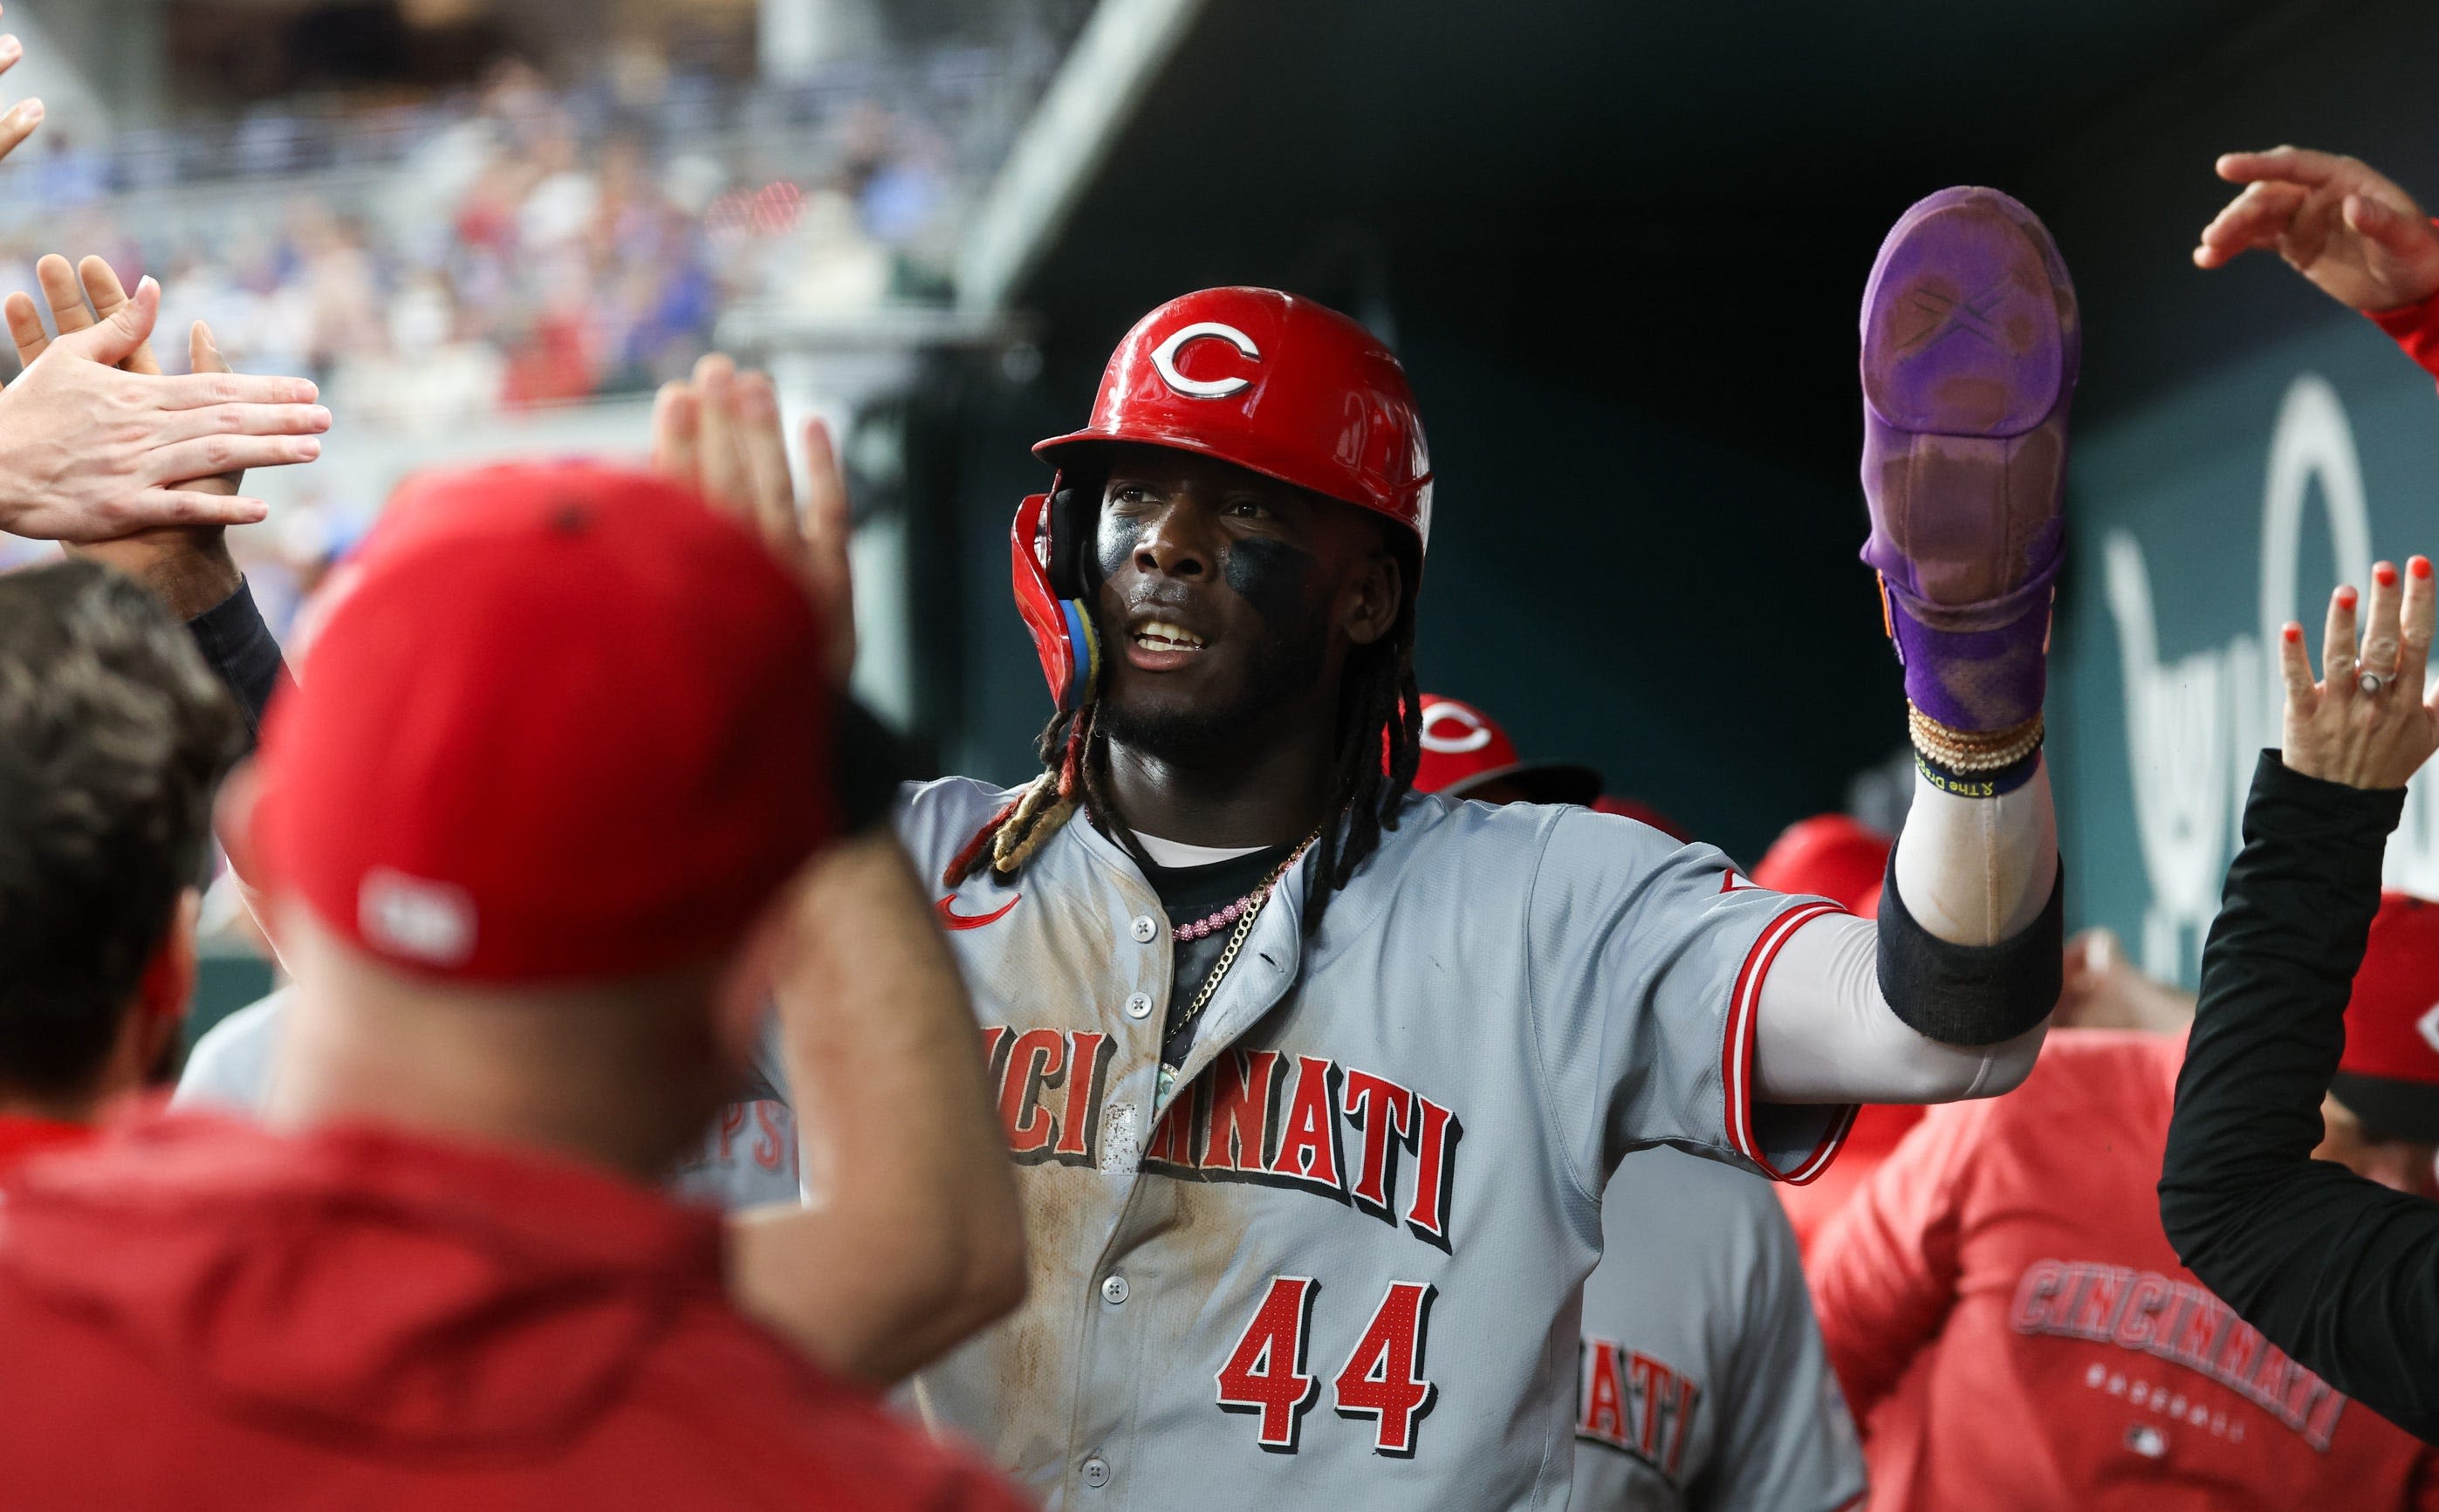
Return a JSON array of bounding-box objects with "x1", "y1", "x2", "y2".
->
[{"x1": 1169, "y1": 829, "x2": 1319, "y2": 1025}]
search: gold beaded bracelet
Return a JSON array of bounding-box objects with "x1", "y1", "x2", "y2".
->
[{"x1": 1908, "y1": 706, "x2": 2045, "y2": 773}]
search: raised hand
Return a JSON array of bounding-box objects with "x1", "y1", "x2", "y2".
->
[
  {"x1": 652, "y1": 354, "x2": 857, "y2": 686},
  {"x1": 0, "y1": 274, "x2": 327, "y2": 543},
  {"x1": 8, "y1": 255, "x2": 271, "y2": 612},
  {"x1": 2196, "y1": 147, "x2": 2439, "y2": 312},
  {"x1": 0, "y1": 17, "x2": 45, "y2": 166},
  {"x1": 2279, "y1": 556, "x2": 2439, "y2": 790}
]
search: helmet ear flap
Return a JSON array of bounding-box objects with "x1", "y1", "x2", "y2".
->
[{"x1": 1045, "y1": 469, "x2": 1100, "y2": 600}]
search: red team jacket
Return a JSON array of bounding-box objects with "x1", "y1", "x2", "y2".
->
[
  {"x1": 0, "y1": 1109, "x2": 1031, "y2": 1510},
  {"x1": 1809, "y1": 1030, "x2": 2439, "y2": 1511}
]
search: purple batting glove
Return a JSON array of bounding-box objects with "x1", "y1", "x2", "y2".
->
[{"x1": 1859, "y1": 185, "x2": 2077, "y2": 735}]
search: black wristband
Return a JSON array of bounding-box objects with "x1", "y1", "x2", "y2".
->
[
  {"x1": 834, "y1": 696, "x2": 929, "y2": 834},
  {"x1": 184, "y1": 577, "x2": 287, "y2": 749},
  {"x1": 1876, "y1": 852, "x2": 2066, "y2": 1047},
  {"x1": 1913, "y1": 742, "x2": 2043, "y2": 799}
]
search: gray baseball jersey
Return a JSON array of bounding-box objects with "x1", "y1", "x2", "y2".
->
[
  {"x1": 1572, "y1": 1149, "x2": 1865, "y2": 1512},
  {"x1": 175, "y1": 989, "x2": 805, "y2": 1211},
  {"x1": 901, "y1": 777, "x2": 1852, "y2": 1509}
]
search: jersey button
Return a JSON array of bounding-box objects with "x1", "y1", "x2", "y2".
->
[
  {"x1": 1080, "y1": 1454, "x2": 1112, "y2": 1489},
  {"x1": 1100, "y1": 1274, "x2": 1129, "y2": 1304},
  {"x1": 1130, "y1": 914, "x2": 1159, "y2": 943},
  {"x1": 1123, "y1": 992, "x2": 1154, "y2": 1020}
]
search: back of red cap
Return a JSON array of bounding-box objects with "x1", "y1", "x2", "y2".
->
[
  {"x1": 2333, "y1": 892, "x2": 2439, "y2": 1142},
  {"x1": 255, "y1": 461, "x2": 835, "y2": 982}
]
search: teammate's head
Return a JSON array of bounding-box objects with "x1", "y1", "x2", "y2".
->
[
  {"x1": 239, "y1": 462, "x2": 837, "y2": 1174},
  {"x1": 2313, "y1": 892, "x2": 2439, "y2": 1193},
  {"x1": 1408, "y1": 694, "x2": 1603, "y2": 807},
  {"x1": 956, "y1": 288, "x2": 1432, "y2": 933},
  {"x1": 0, "y1": 560, "x2": 242, "y2": 1114}
]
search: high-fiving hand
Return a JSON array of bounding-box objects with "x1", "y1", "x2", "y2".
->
[
  {"x1": 2196, "y1": 147, "x2": 2439, "y2": 313},
  {"x1": 652, "y1": 354, "x2": 857, "y2": 687},
  {"x1": 0, "y1": 273, "x2": 327, "y2": 542},
  {"x1": 2279, "y1": 556, "x2": 2439, "y2": 791},
  {"x1": 1, "y1": 257, "x2": 328, "y2": 615},
  {"x1": 0, "y1": 13, "x2": 45, "y2": 166}
]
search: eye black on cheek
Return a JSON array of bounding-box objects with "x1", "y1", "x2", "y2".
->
[
  {"x1": 1221, "y1": 534, "x2": 1318, "y2": 628},
  {"x1": 1097, "y1": 513, "x2": 1140, "y2": 583}
]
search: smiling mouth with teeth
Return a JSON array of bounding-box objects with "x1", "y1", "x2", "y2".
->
[{"x1": 1134, "y1": 620, "x2": 1207, "y2": 651}]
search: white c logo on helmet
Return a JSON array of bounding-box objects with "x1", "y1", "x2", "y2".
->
[
  {"x1": 1150, "y1": 322, "x2": 1260, "y2": 399},
  {"x1": 1418, "y1": 701, "x2": 1494, "y2": 755}
]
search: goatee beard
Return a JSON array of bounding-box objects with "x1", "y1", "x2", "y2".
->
[{"x1": 1097, "y1": 616, "x2": 1331, "y2": 765}]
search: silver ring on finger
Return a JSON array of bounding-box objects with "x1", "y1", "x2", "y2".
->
[{"x1": 2360, "y1": 669, "x2": 2395, "y2": 695}]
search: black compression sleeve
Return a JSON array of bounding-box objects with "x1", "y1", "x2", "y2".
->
[
  {"x1": 2161, "y1": 751, "x2": 2439, "y2": 1443},
  {"x1": 1874, "y1": 852, "x2": 2064, "y2": 1047},
  {"x1": 184, "y1": 578, "x2": 288, "y2": 749}
]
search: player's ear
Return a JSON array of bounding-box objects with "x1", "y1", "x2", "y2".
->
[{"x1": 1339, "y1": 537, "x2": 1401, "y2": 648}]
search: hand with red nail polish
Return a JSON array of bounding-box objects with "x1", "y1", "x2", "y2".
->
[{"x1": 2281, "y1": 560, "x2": 2439, "y2": 788}]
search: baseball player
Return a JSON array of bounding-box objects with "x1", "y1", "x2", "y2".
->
[
  {"x1": 1811, "y1": 895, "x2": 2439, "y2": 1509},
  {"x1": 1411, "y1": 694, "x2": 1867, "y2": 1512},
  {"x1": 186, "y1": 185, "x2": 2074, "y2": 1508}
]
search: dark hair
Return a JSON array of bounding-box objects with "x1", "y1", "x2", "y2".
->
[
  {"x1": 946, "y1": 514, "x2": 1422, "y2": 941},
  {"x1": 0, "y1": 561, "x2": 243, "y2": 1097}
]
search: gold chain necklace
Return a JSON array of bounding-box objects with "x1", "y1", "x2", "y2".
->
[{"x1": 1167, "y1": 825, "x2": 1322, "y2": 1040}]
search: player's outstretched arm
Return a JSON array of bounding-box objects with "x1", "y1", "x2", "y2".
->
[
  {"x1": 1755, "y1": 188, "x2": 2070, "y2": 1106},
  {"x1": 2196, "y1": 147, "x2": 2439, "y2": 388},
  {"x1": 728, "y1": 833, "x2": 1029, "y2": 1384},
  {"x1": 662, "y1": 361, "x2": 1026, "y2": 1382},
  {"x1": 2194, "y1": 147, "x2": 2439, "y2": 311}
]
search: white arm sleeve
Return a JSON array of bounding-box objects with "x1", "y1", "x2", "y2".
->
[
  {"x1": 1752, "y1": 909, "x2": 2044, "y2": 1101},
  {"x1": 1892, "y1": 758, "x2": 2058, "y2": 944},
  {"x1": 1752, "y1": 760, "x2": 2058, "y2": 1103}
]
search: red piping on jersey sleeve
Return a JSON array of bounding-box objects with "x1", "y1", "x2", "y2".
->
[
  {"x1": 1722, "y1": 900, "x2": 1856, "y2": 1185},
  {"x1": 2369, "y1": 236, "x2": 2439, "y2": 389}
]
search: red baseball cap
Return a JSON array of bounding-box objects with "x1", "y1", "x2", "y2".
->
[
  {"x1": 252, "y1": 461, "x2": 836, "y2": 982},
  {"x1": 2332, "y1": 892, "x2": 2439, "y2": 1142},
  {"x1": 1410, "y1": 694, "x2": 1602, "y2": 805},
  {"x1": 1750, "y1": 815, "x2": 1892, "y2": 919}
]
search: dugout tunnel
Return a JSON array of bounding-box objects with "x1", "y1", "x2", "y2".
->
[{"x1": 907, "y1": 0, "x2": 2439, "y2": 980}]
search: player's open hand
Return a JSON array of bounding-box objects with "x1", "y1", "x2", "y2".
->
[
  {"x1": 0, "y1": 271, "x2": 326, "y2": 544},
  {"x1": 0, "y1": 16, "x2": 44, "y2": 167},
  {"x1": 4, "y1": 255, "x2": 273, "y2": 613},
  {"x1": 2197, "y1": 147, "x2": 2439, "y2": 312},
  {"x1": 2279, "y1": 557, "x2": 2439, "y2": 790},
  {"x1": 652, "y1": 354, "x2": 857, "y2": 687}
]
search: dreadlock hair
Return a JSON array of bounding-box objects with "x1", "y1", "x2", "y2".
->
[{"x1": 943, "y1": 520, "x2": 1422, "y2": 940}]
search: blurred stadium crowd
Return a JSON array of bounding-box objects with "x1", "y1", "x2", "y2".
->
[{"x1": 0, "y1": 51, "x2": 992, "y2": 417}]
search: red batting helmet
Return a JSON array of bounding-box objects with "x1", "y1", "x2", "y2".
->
[
  {"x1": 1012, "y1": 288, "x2": 1434, "y2": 711},
  {"x1": 1038, "y1": 286, "x2": 1434, "y2": 542}
]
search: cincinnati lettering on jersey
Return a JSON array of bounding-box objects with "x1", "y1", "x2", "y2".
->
[
  {"x1": 2011, "y1": 1258, "x2": 2348, "y2": 1451},
  {"x1": 979, "y1": 1029, "x2": 1464, "y2": 1251},
  {"x1": 1576, "y1": 1336, "x2": 1700, "y2": 1482}
]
